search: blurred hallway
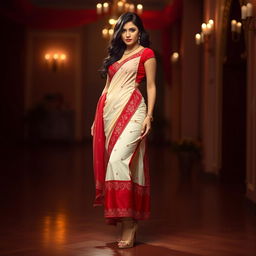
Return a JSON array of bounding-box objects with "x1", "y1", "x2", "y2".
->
[
  {"x1": 1, "y1": 0, "x2": 256, "y2": 255},
  {"x1": 0, "y1": 143, "x2": 255, "y2": 256}
]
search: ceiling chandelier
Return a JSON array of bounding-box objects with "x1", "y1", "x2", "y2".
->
[{"x1": 96, "y1": 0, "x2": 144, "y2": 39}]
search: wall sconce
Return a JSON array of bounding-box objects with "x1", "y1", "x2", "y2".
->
[
  {"x1": 171, "y1": 52, "x2": 179, "y2": 63},
  {"x1": 201, "y1": 19, "x2": 214, "y2": 36},
  {"x1": 102, "y1": 28, "x2": 114, "y2": 38},
  {"x1": 231, "y1": 19, "x2": 242, "y2": 41},
  {"x1": 241, "y1": 2, "x2": 255, "y2": 33},
  {"x1": 44, "y1": 52, "x2": 67, "y2": 72},
  {"x1": 195, "y1": 19, "x2": 214, "y2": 46},
  {"x1": 195, "y1": 19, "x2": 214, "y2": 54}
]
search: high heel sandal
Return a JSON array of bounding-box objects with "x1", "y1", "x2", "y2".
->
[{"x1": 117, "y1": 222, "x2": 138, "y2": 249}]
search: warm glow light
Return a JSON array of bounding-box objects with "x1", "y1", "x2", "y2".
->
[
  {"x1": 103, "y1": 2, "x2": 109, "y2": 13},
  {"x1": 236, "y1": 22, "x2": 242, "y2": 33},
  {"x1": 54, "y1": 214, "x2": 67, "y2": 244},
  {"x1": 44, "y1": 52, "x2": 67, "y2": 71},
  {"x1": 108, "y1": 28, "x2": 114, "y2": 36},
  {"x1": 96, "y1": 3, "x2": 102, "y2": 14},
  {"x1": 129, "y1": 4, "x2": 135, "y2": 12},
  {"x1": 201, "y1": 23, "x2": 207, "y2": 35},
  {"x1": 117, "y1": 1, "x2": 124, "y2": 12},
  {"x1": 195, "y1": 33, "x2": 201, "y2": 45},
  {"x1": 195, "y1": 34, "x2": 201, "y2": 39},
  {"x1": 137, "y1": 4, "x2": 143, "y2": 14},
  {"x1": 45, "y1": 53, "x2": 51, "y2": 60},
  {"x1": 208, "y1": 19, "x2": 214, "y2": 32},
  {"x1": 102, "y1": 28, "x2": 108, "y2": 38},
  {"x1": 173, "y1": 52, "x2": 179, "y2": 58},
  {"x1": 241, "y1": 5, "x2": 247, "y2": 20},
  {"x1": 171, "y1": 52, "x2": 179, "y2": 63},
  {"x1": 60, "y1": 54, "x2": 66, "y2": 61},
  {"x1": 208, "y1": 19, "x2": 214, "y2": 25},
  {"x1": 247, "y1": 3, "x2": 253, "y2": 17},
  {"x1": 201, "y1": 23, "x2": 207, "y2": 29},
  {"x1": 207, "y1": 23, "x2": 212, "y2": 32},
  {"x1": 231, "y1": 19, "x2": 237, "y2": 32},
  {"x1": 117, "y1": 1, "x2": 124, "y2": 8},
  {"x1": 109, "y1": 18, "x2": 116, "y2": 25},
  {"x1": 124, "y1": 3, "x2": 130, "y2": 11},
  {"x1": 43, "y1": 213, "x2": 67, "y2": 245},
  {"x1": 53, "y1": 53, "x2": 59, "y2": 60}
]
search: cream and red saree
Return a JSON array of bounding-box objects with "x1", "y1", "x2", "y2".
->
[{"x1": 93, "y1": 47, "x2": 155, "y2": 224}]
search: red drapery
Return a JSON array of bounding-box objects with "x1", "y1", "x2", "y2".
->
[
  {"x1": 0, "y1": 0, "x2": 99, "y2": 29},
  {"x1": 142, "y1": 0, "x2": 182, "y2": 29},
  {"x1": 0, "y1": 0, "x2": 182, "y2": 85}
]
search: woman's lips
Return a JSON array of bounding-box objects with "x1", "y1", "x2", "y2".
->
[{"x1": 125, "y1": 39, "x2": 132, "y2": 42}]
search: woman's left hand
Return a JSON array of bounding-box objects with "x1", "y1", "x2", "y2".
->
[{"x1": 140, "y1": 116, "x2": 152, "y2": 140}]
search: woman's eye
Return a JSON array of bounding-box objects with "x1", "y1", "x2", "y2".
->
[{"x1": 122, "y1": 28, "x2": 136, "y2": 33}]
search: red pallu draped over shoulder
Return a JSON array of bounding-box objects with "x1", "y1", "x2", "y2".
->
[{"x1": 93, "y1": 93, "x2": 107, "y2": 207}]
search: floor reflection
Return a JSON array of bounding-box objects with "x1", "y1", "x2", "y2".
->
[
  {"x1": 0, "y1": 143, "x2": 255, "y2": 256},
  {"x1": 97, "y1": 242, "x2": 202, "y2": 256},
  {"x1": 43, "y1": 213, "x2": 67, "y2": 246}
]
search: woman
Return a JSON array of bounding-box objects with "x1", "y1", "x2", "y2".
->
[{"x1": 91, "y1": 12, "x2": 156, "y2": 249}]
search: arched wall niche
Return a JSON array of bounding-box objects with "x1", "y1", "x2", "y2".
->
[{"x1": 203, "y1": 0, "x2": 256, "y2": 202}]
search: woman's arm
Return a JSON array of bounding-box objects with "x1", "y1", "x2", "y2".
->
[{"x1": 140, "y1": 57, "x2": 157, "y2": 139}]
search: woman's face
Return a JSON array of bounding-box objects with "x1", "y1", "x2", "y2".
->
[{"x1": 121, "y1": 21, "x2": 140, "y2": 47}]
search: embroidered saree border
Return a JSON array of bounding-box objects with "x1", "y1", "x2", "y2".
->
[
  {"x1": 105, "y1": 180, "x2": 150, "y2": 195},
  {"x1": 107, "y1": 89, "x2": 142, "y2": 156},
  {"x1": 104, "y1": 180, "x2": 150, "y2": 220}
]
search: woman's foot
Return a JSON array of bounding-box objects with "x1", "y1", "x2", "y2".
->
[{"x1": 117, "y1": 219, "x2": 138, "y2": 249}]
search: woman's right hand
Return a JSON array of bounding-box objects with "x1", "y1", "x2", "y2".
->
[{"x1": 91, "y1": 123, "x2": 94, "y2": 136}]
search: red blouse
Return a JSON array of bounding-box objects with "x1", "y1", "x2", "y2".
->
[
  {"x1": 108, "y1": 47, "x2": 155, "y2": 83},
  {"x1": 135, "y1": 48, "x2": 155, "y2": 83}
]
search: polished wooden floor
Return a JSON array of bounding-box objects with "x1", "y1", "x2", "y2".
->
[{"x1": 0, "y1": 143, "x2": 255, "y2": 256}]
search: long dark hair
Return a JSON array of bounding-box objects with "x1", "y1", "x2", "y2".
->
[{"x1": 99, "y1": 12, "x2": 150, "y2": 78}]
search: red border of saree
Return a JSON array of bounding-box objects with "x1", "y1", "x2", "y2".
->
[{"x1": 107, "y1": 89, "x2": 142, "y2": 155}]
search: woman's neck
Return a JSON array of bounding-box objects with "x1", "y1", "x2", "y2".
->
[
  {"x1": 124, "y1": 44, "x2": 141, "y2": 54},
  {"x1": 126, "y1": 44, "x2": 140, "y2": 51}
]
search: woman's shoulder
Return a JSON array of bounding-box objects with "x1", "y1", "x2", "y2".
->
[
  {"x1": 141, "y1": 47, "x2": 155, "y2": 62},
  {"x1": 142, "y1": 47, "x2": 155, "y2": 54}
]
